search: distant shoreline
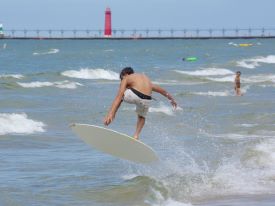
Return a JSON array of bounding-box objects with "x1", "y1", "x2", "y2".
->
[{"x1": 1, "y1": 36, "x2": 275, "y2": 40}]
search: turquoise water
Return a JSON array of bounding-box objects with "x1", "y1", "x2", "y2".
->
[{"x1": 0, "y1": 39, "x2": 275, "y2": 206}]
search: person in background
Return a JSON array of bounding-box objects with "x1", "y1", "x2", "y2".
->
[{"x1": 234, "y1": 71, "x2": 242, "y2": 96}]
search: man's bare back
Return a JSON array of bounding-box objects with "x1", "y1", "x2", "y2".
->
[{"x1": 124, "y1": 73, "x2": 153, "y2": 96}]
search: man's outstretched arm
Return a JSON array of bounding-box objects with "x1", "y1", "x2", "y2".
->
[
  {"x1": 152, "y1": 84, "x2": 177, "y2": 109},
  {"x1": 104, "y1": 79, "x2": 127, "y2": 125}
]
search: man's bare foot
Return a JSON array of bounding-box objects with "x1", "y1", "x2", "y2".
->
[{"x1": 133, "y1": 135, "x2": 139, "y2": 140}]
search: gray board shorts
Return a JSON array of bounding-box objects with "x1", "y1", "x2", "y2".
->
[{"x1": 123, "y1": 88, "x2": 152, "y2": 118}]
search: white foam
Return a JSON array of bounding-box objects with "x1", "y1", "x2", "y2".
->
[
  {"x1": 33, "y1": 48, "x2": 59, "y2": 56},
  {"x1": 207, "y1": 75, "x2": 235, "y2": 82},
  {"x1": 204, "y1": 132, "x2": 262, "y2": 140},
  {"x1": 259, "y1": 84, "x2": 275, "y2": 88},
  {"x1": 238, "y1": 123, "x2": 258, "y2": 128},
  {"x1": 121, "y1": 174, "x2": 139, "y2": 180},
  {"x1": 104, "y1": 49, "x2": 114, "y2": 52},
  {"x1": 193, "y1": 91, "x2": 231, "y2": 97},
  {"x1": 149, "y1": 103, "x2": 182, "y2": 116},
  {"x1": 146, "y1": 186, "x2": 192, "y2": 206},
  {"x1": 17, "y1": 80, "x2": 83, "y2": 89},
  {"x1": 55, "y1": 81, "x2": 83, "y2": 89},
  {"x1": 149, "y1": 198, "x2": 192, "y2": 206},
  {"x1": 208, "y1": 74, "x2": 275, "y2": 84},
  {"x1": 236, "y1": 60, "x2": 259, "y2": 69},
  {"x1": 0, "y1": 74, "x2": 24, "y2": 79},
  {"x1": 228, "y1": 42, "x2": 239, "y2": 47},
  {"x1": 252, "y1": 139, "x2": 275, "y2": 168},
  {"x1": 61, "y1": 68, "x2": 119, "y2": 80},
  {"x1": 0, "y1": 113, "x2": 46, "y2": 135},
  {"x1": 152, "y1": 80, "x2": 206, "y2": 86},
  {"x1": 242, "y1": 75, "x2": 275, "y2": 83},
  {"x1": 240, "y1": 85, "x2": 250, "y2": 94},
  {"x1": 211, "y1": 138, "x2": 275, "y2": 195},
  {"x1": 174, "y1": 68, "x2": 234, "y2": 76},
  {"x1": 237, "y1": 55, "x2": 275, "y2": 69},
  {"x1": 211, "y1": 161, "x2": 265, "y2": 195}
]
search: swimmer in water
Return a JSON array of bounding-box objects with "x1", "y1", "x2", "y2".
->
[{"x1": 234, "y1": 71, "x2": 242, "y2": 96}]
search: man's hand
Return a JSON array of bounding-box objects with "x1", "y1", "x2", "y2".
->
[
  {"x1": 103, "y1": 113, "x2": 115, "y2": 126},
  {"x1": 170, "y1": 99, "x2": 177, "y2": 110}
]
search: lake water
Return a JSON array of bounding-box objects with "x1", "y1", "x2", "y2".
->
[{"x1": 0, "y1": 39, "x2": 275, "y2": 206}]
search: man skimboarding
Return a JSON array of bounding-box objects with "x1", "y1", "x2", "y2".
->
[{"x1": 104, "y1": 67, "x2": 177, "y2": 139}]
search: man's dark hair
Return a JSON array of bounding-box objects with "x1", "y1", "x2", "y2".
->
[
  {"x1": 236, "y1": 71, "x2": 241, "y2": 75},
  {"x1": 120, "y1": 67, "x2": 134, "y2": 80}
]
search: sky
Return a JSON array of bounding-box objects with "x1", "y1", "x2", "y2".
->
[{"x1": 1, "y1": 0, "x2": 275, "y2": 30}]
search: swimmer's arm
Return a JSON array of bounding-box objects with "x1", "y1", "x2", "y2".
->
[
  {"x1": 152, "y1": 84, "x2": 177, "y2": 109},
  {"x1": 104, "y1": 79, "x2": 127, "y2": 125}
]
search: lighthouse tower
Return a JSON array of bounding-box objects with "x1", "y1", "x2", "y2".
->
[{"x1": 104, "y1": 7, "x2": 112, "y2": 37}]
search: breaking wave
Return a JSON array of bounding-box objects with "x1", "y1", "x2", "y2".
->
[
  {"x1": 149, "y1": 103, "x2": 183, "y2": 116},
  {"x1": 17, "y1": 80, "x2": 83, "y2": 89},
  {"x1": 61, "y1": 68, "x2": 119, "y2": 80},
  {"x1": 0, "y1": 74, "x2": 24, "y2": 79},
  {"x1": 0, "y1": 113, "x2": 46, "y2": 135},
  {"x1": 207, "y1": 74, "x2": 275, "y2": 84},
  {"x1": 174, "y1": 68, "x2": 234, "y2": 76},
  {"x1": 193, "y1": 91, "x2": 231, "y2": 97},
  {"x1": 207, "y1": 75, "x2": 235, "y2": 82},
  {"x1": 236, "y1": 55, "x2": 275, "y2": 69},
  {"x1": 33, "y1": 48, "x2": 60, "y2": 56}
]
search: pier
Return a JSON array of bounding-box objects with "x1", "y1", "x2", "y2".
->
[{"x1": 1, "y1": 27, "x2": 275, "y2": 39}]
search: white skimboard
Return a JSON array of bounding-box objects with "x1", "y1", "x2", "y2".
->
[{"x1": 70, "y1": 123, "x2": 158, "y2": 164}]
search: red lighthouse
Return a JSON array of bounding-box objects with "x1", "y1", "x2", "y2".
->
[{"x1": 104, "y1": 7, "x2": 112, "y2": 37}]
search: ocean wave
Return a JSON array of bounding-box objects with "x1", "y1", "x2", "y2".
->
[
  {"x1": 149, "y1": 103, "x2": 183, "y2": 116},
  {"x1": 153, "y1": 80, "x2": 206, "y2": 86},
  {"x1": 259, "y1": 84, "x2": 275, "y2": 88},
  {"x1": 17, "y1": 80, "x2": 83, "y2": 89},
  {"x1": 236, "y1": 55, "x2": 275, "y2": 69},
  {"x1": 0, "y1": 74, "x2": 24, "y2": 79},
  {"x1": 204, "y1": 130, "x2": 274, "y2": 140},
  {"x1": 237, "y1": 123, "x2": 258, "y2": 128},
  {"x1": 174, "y1": 68, "x2": 234, "y2": 76},
  {"x1": 210, "y1": 138, "x2": 275, "y2": 195},
  {"x1": 33, "y1": 48, "x2": 59, "y2": 56},
  {"x1": 207, "y1": 74, "x2": 275, "y2": 84},
  {"x1": 154, "y1": 137, "x2": 275, "y2": 199},
  {"x1": 61, "y1": 68, "x2": 119, "y2": 80},
  {"x1": 124, "y1": 176, "x2": 192, "y2": 206},
  {"x1": 104, "y1": 49, "x2": 114, "y2": 52},
  {"x1": 207, "y1": 75, "x2": 235, "y2": 82},
  {"x1": 246, "y1": 138, "x2": 275, "y2": 168},
  {"x1": 193, "y1": 91, "x2": 231, "y2": 97},
  {"x1": 242, "y1": 74, "x2": 275, "y2": 83},
  {"x1": 228, "y1": 42, "x2": 239, "y2": 47},
  {"x1": 147, "y1": 191, "x2": 192, "y2": 206},
  {"x1": 0, "y1": 113, "x2": 46, "y2": 135},
  {"x1": 2, "y1": 43, "x2": 7, "y2": 49}
]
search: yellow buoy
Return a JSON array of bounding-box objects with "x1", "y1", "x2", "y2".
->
[{"x1": 239, "y1": 43, "x2": 253, "y2": 47}]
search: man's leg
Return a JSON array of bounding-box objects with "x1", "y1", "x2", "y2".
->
[
  {"x1": 133, "y1": 115, "x2": 145, "y2": 140},
  {"x1": 236, "y1": 88, "x2": 242, "y2": 96}
]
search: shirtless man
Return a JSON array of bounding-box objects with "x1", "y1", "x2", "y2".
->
[
  {"x1": 103, "y1": 67, "x2": 177, "y2": 140},
  {"x1": 234, "y1": 71, "x2": 242, "y2": 96}
]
